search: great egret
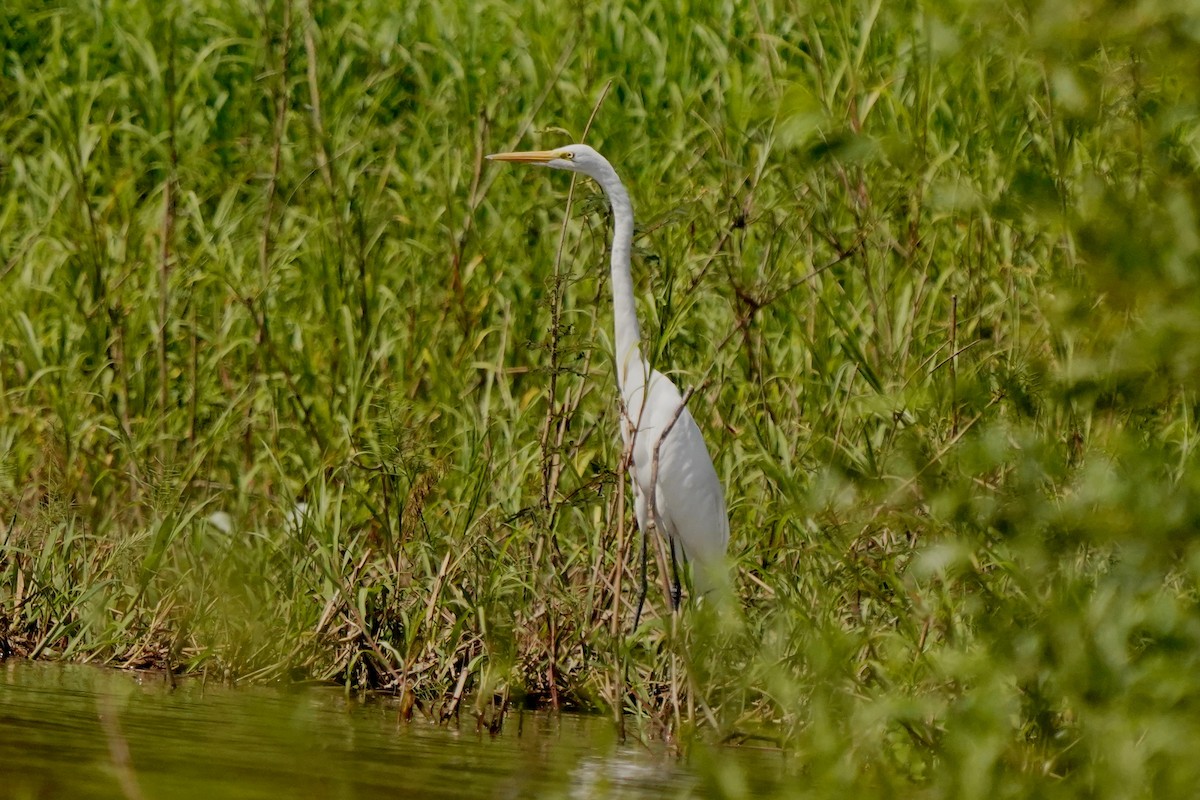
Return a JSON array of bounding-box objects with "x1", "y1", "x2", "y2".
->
[{"x1": 487, "y1": 144, "x2": 729, "y2": 621}]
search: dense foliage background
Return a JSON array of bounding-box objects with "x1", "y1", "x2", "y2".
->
[{"x1": 3, "y1": 0, "x2": 1200, "y2": 795}]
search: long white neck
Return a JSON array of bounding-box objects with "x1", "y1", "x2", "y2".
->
[{"x1": 590, "y1": 163, "x2": 643, "y2": 391}]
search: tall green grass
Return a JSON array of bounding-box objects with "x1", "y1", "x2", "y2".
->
[{"x1": 3, "y1": 0, "x2": 1200, "y2": 794}]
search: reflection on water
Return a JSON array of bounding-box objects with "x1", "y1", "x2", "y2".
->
[{"x1": 0, "y1": 662, "x2": 784, "y2": 799}]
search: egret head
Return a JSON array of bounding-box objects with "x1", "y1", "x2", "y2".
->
[{"x1": 486, "y1": 143, "x2": 610, "y2": 180}]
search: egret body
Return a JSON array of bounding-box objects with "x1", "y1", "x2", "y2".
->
[{"x1": 487, "y1": 144, "x2": 729, "y2": 614}]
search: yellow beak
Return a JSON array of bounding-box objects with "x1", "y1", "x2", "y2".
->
[{"x1": 486, "y1": 150, "x2": 562, "y2": 163}]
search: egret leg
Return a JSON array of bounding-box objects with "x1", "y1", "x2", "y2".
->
[
  {"x1": 632, "y1": 519, "x2": 649, "y2": 632},
  {"x1": 668, "y1": 538, "x2": 682, "y2": 611}
]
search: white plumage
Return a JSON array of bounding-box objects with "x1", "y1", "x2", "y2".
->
[{"x1": 488, "y1": 143, "x2": 729, "y2": 607}]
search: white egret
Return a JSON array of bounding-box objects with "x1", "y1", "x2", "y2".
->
[{"x1": 487, "y1": 144, "x2": 729, "y2": 623}]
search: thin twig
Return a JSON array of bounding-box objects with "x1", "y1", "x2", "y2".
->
[
  {"x1": 157, "y1": 9, "x2": 178, "y2": 451},
  {"x1": 258, "y1": 0, "x2": 292, "y2": 346}
]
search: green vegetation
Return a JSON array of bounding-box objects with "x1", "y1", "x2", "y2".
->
[{"x1": 3, "y1": 0, "x2": 1200, "y2": 795}]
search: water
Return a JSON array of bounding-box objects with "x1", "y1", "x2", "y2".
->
[{"x1": 0, "y1": 662, "x2": 785, "y2": 799}]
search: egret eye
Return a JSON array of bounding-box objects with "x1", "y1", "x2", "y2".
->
[{"x1": 560, "y1": 151, "x2": 574, "y2": 160}]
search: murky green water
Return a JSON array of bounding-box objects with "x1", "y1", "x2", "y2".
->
[{"x1": 0, "y1": 662, "x2": 785, "y2": 799}]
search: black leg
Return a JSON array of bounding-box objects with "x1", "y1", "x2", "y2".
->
[
  {"x1": 668, "y1": 538, "x2": 682, "y2": 611},
  {"x1": 632, "y1": 518, "x2": 649, "y2": 632}
]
